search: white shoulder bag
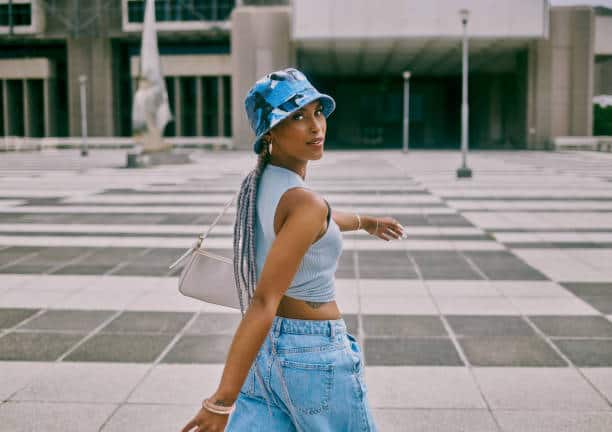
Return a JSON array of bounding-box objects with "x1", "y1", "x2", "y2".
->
[{"x1": 168, "y1": 191, "x2": 241, "y2": 310}]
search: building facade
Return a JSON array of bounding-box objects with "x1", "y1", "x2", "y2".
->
[{"x1": 0, "y1": 0, "x2": 611, "y2": 150}]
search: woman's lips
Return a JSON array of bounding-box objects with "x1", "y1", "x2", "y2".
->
[{"x1": 308, "y1": 138, "x2": 323, "y2": 146}]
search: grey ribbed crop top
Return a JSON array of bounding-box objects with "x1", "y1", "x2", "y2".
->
[{"x1": 255, "y1": 164, "x2": 343, "y2": 302}]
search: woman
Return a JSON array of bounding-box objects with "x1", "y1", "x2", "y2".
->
[{"x1": 181, "y1": 68, "x2": 405, "y2": 432}]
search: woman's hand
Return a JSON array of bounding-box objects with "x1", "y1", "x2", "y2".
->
[
  {"x1": 181, "y1": 406, "x2": 229, "y2": 432},
  {"x1": 365, "y1": 216, "x2": 406, "y2": 241}
]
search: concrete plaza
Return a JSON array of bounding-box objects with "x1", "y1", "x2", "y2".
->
[{"x1": 0, "y1": 149, "x2": 611, "y2": 431}]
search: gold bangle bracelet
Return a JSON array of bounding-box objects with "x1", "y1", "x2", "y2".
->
[{"x1": 356, "y1": 214, "x2": 362, "y2": 230}]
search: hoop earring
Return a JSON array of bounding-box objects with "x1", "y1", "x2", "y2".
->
[{"x1": 268, "y1": 140, "x2": 273, "y2": 156}]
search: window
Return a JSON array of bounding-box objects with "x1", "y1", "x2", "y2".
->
[
  {"x1": 0, "y1": 3, "x2": 32, "y2": 26},
  {"x1": 126, "y1": 0, "x2": 235, "y2": 23}
]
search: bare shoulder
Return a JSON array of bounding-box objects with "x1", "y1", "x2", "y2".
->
[
  {"x1": 274, "y1": 187, "x2": 327, "y2": 235},
  {"x1": 281, "y1": 187, "x2": 327, "y2": 216}
]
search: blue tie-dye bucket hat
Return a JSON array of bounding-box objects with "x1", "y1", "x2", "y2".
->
[{"x1": 244, "y1": 67, "x2": 336, "y2": 154}]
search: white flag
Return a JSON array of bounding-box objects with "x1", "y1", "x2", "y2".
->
[{"x1": 132, "y1": 0, "x2": 173, "y2": 134}]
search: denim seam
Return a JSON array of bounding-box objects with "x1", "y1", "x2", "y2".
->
[{"x1": 275, "y1": 341, "x2": 346, "y2": 355}]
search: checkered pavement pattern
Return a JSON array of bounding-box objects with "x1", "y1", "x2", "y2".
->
[{"x1": 0, "y1": 149, "x2": 611, "y2": 431}]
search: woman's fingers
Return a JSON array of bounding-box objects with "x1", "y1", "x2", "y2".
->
[{"x1": 181, "y1": 419, "x2": 198, "y2": 432}]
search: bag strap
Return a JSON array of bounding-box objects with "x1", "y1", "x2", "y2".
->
[
  {"x1": 201, "y1": 190, "x2": 240, "y2": 240},
  {"x1": 168, "y1": 189, "x2": 240, "y2": 271}
]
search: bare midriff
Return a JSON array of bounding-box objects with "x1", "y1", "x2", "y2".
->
[{"x1": 276, "y1": 295, "x2": 342, "y2": 321}]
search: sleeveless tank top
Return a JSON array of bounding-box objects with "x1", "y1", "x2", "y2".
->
[{"x1": 255, "y1": 164, "x2": 343, "y2": 302}]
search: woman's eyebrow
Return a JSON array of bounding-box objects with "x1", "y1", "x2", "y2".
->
[{"x1": 296, "y1": 104, "x2": 324, "y2": 112}]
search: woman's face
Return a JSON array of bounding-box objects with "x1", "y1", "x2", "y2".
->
[{"x1": 264, "y1": 99, "x2": 326, "y2": 162}]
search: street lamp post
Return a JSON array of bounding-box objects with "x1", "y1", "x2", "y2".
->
[
  {"x1": 456, "y1": 9, "x2": 472, "y2": 178},
  {"x1": 402, "y1": 71, "x2": 411, "y2": 154},
  {"x1": 79, "y1": 75, "x2": 89, "y2": 157}
]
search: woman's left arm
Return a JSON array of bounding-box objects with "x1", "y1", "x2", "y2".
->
[{"x1": 331, "y1": 210, "x2": 406, "y2": 241}]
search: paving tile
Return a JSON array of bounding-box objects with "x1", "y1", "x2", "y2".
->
[
  {"x1": 510, "y1": 297, "x2": 600, "y2": 315},
  {"x1": 19, "y1": 275, "x2": 100, "y2": 290},
  {"x1": 100, "y1": 311, "x2": 193, "y2": 334},
  {"x1": 361, "y1": 295, "x2": 439, "y2": 315},
  {"x1": 363, "y1": 315, "x2": 448, "y2": 337},
  {"x1": 417, "y1": 265, "x2": 483, "y2": 280},
  {"x1": 436, "y1": 297, "x2": 519, "y2": 315},
  {"x1": 553, "y1": 339, "x2": 612, "y2": 367},
  {"x1": 581, "y1": 368, "x2": 612, "y2": 404},
  {"x1": 125, "y1": 291, "x2": 203, "y2": 312},
  {"x1": 364, "y1": 337, "x2": 463, "y2": 366},
  {"x1": 459, "y1": 336, "x2": 566, "y2": 367},
  {"x1": 341, "y1": 313, "x2": 358, "y2": 335},
  {"x1": 0, "y1": 308, "x2": 39, "y2": 329},
  {"x1": 427, "y1": 281, "x2": 499, "y2": 297},
  {"x1": 578, "y1": 296, "x2": 612, "y2": 314},
  {"x1": 0, "y1": 332, "x2": 85, "y2": 361},
  {"x1": 494, "y1": 410, "x2": 612, "y2": 432},
  {"x1": 371, "y1": 408, "x2": 499, "y2": 432},
  {"x1": 185, "y1": 313, "x2": 242, "y2": 335},
  {"x1": 110, "y1": 265, "x2": 170, "y2": 277},
  {"x1": 11, "y1": 363, "x2": 149, "y2": 403},
  {"x1": 473, "y1": 368, "x2": 610, "y2": 410},
  {"x1": 358, "y1": 279, "x2": 429, "y2": 296},
  {"x1": 50, "y1": 265, "x2": 116, "y2": 275},
  {"x1": 0, "y1": 401, "x2": 117, "y2": 432},
  {"x1": 18, "y1": 247, "x2": 92, "y2": 265},
  {"x1": 0, "y1": 274, "x2": 36, "y2": 289},
  {"x1": 0, "y1": 264, "x2": 56, "y2": 274},
  {"x1": 127, "y1": 364, "x2": 224, "y2": 404},
  {"x1": 0, "y1": 362, "x2": 52, "y2": 400},
  {"x1": 101, "y1": 403, "x2": 196, "y2": 432},
  {"x1": 495, "y1": 281, "x2": 576, "y2": 297},
  {"x1": 447, "y1": 316, "x2": 536, "y2": 337},
  {"x1": 0, "y1": 247, "x2": 39, "y2": 265},
  {"x1": 561, "y1": 283, "x2": 612, "y2": 296},
  {"x1": 0, "y1": 287, "x2": 82, "y2": 309},
  {"x1": 64, "y1": 334, "x2": 173, "y2": 363},
  {"x1": 84, "y1": 248, "x2": 149, "y2": 265},
  {"x1": 18, "y1": 310, "x2": 114, "y2": 332},
  {"x1": 530, "y1": 316, "x2": 612, "y2": 337},
  {"x1": 365, "y1": 366, "x2": 486, "y2": 409},
  {"x1": 161, "y1": 334, "x2": 233, "y2": 364}
]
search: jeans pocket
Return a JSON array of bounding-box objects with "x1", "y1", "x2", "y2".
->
[{"x1": 278, "y1": 359, "x2": 334, "y2": 415}]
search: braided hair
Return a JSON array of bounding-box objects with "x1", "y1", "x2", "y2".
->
[{"x1": 233, "y1": 139, "x2": 271, "y2": 317}]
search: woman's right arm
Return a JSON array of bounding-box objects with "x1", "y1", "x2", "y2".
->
[{"x1": 181, "y1": 190, "x2": 328, "y2": 431}]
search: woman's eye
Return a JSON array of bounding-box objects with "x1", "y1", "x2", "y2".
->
[{"x1": 292, "y1": 109, "x2": 323, "y2": 120}]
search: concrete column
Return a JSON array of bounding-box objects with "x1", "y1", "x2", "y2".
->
[
  {"x1": 23, "y1": 80, "x2": 32, "y2": 137},
  {"x1": 231, "y1": 6, "x2": 293, "y2": 150},
  {"x1": 217, "y1": 76, "x2": 224, "y2": 137},
  {"x1": 570, "y1": 8, "x2": 595, "y2": 136},
  {"x1": 195, "y1": 76, "x2": 203, "y2": 136},
  {"x1": 527, "y1": 7, "x2": 596, "y2": 148},
  {"x1": 174, "y1": 77, "x2": 182, "y2": 136},
  {"x1": 1, "y1": 80, "x2": 8, "y2": 136},
  {"x1": 67, "y1": 38, "x2": 115, "y2": 137}
]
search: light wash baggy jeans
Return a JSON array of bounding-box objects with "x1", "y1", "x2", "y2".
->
[{"x1": 225, "y1": 316, "x2": 378, "y2": 432}]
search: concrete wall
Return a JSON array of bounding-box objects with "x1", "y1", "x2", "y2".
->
[
  {"x1": 230, "y1": 6, "x2": 293, "y2": 151},
  {"x1": 595, "y1": 58, "x2": 612, "y2": 95},
  {"x1": 527, "y1": 7, "x2": 595, "y2": 148},
  {"x1": 293, "y1": 0, "x2": 547, "y2": 40},
  {"x1": 595, "y1": 16, "x2": 612, "y2": 55}
]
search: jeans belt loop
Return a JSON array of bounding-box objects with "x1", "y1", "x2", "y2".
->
[
  {"x1": 329, "y1": 321, "x2": 335, "y2": 339},
  {"x1": 273, "y1": 317, "x2": 282, "y2": 338}
]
